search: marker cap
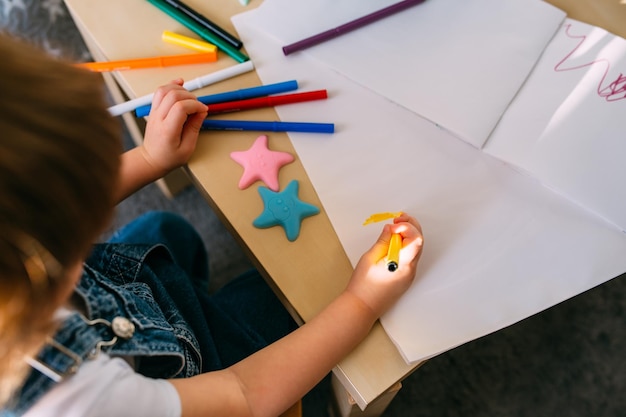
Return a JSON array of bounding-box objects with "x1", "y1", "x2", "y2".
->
[{"x1": 162, "y1": 30, "x2": 217, "y2": 54}]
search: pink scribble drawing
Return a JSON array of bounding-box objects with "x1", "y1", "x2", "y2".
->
[{"x1": 554, "y1": 23, "x2": 626, "y2": 102}]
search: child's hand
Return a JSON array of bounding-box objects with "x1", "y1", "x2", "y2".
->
[
  {"x1": 346, "y1": 213, "x2": 424, "y2": 319},
  {"x1": 141, "y1": 79, "x2": 208, "y2": 175}
]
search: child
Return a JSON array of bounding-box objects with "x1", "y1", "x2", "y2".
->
[{"x1": 0, "y1": 34, "x2": 423, "y2": 417}]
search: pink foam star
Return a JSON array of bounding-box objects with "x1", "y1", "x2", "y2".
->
[{"x1": 230, "y1": 135, "x2": 295, "y2": 191}]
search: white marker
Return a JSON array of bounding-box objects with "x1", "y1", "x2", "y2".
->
[{"x1": 107, "y1": 60, "x2": 255, "y2": 116}]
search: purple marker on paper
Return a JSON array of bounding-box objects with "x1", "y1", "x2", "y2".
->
[{"x1": 282, "y1": 0, "x2": 427, "y2": 55}]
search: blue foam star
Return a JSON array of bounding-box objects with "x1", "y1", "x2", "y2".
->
[{"x1": 253, "y1": 180, "x2": 320, "y2": 241}]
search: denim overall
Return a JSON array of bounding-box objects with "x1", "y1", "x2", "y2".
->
[{"x1": 2, "y1": 212, "x2": 297, "y2": 416}]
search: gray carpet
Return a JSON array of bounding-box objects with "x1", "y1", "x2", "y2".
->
[{"x1": 2, "y1": 2, "x2": 624, "y2": 416}]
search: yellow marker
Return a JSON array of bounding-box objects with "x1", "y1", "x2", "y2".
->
[
  {"x1": 362, "y1": 211, "x2": 402, "y2": 225},
  {"x1": 162, "y1": 31, "x2": 218, "y2": 54},
  {"x1": 386, "y1": 233, "x2": 402, "y2": 272}
]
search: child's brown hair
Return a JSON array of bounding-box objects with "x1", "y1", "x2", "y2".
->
[{"x1": 0, "y1": 34, "x2": 122, "y2": 405}]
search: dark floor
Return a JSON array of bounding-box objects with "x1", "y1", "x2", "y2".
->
[{"x1": 2, "y1": 2, "x2": 624, "y2": 416}]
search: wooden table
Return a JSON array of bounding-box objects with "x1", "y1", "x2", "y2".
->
[
  {"x1": 63, "y1": 0, "x2": 625, "y2": 415},
  {"x1": 64, "y1": 1, "x2": 410, "y2": 414}
]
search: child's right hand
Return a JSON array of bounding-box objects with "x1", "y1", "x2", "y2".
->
[
  {"x1": 345, "y1": 213, "x2": 424, "y2": 319},
  {"x1": 142, "y1": 79, "x2": 208, "y2": 175}
]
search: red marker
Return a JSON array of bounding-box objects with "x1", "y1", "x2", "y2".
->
[{"x1": 206, "y1": 90, "x2": 328, "y2": 114}]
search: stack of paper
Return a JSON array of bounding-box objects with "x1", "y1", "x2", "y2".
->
[{"x1": 232, "y1": 0, "x2": 626, "y2": 363}]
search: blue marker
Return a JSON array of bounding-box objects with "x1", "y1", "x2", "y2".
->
[
  {"x1": 201, "y1": 120, "x2": 334, "y2": 134},
  {"x1": 135, "y1": 80, "x2": 299, "y2": 117}
]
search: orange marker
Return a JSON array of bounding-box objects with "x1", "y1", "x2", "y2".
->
[{"x1": 76, "y1": 51, "x2": 217, "y2": 72}]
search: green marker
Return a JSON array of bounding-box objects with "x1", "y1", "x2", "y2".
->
[{"x1": 147, "y1": 0, "x2": 249, "y2": 63}]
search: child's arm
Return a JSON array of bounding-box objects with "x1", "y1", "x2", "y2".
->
[
  {"x1": 116, "y1": 79, "x2": 208, "y2": 202},
  {"x1": 169, "y1": 213, "x2": 424, "y2": 417}
]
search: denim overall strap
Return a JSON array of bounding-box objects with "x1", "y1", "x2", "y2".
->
[
  {"x1": 2, "y1": 312, "x2": 125, "y2": 417},
  {"x1": 78, "y1": 244, "x2": 204, "y2": 377}
]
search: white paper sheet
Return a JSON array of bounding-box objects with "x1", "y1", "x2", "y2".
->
[
  {"x1": 235, "y1": 0, "x2": 566, "y2": 148},
  {"x1": 231, "y1": 13, "x2": 626, "y2": 364},
  {"x1": 484, "y1": 20, "x2": 626, "y2": 231}
]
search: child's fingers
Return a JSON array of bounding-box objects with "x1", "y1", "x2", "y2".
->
[
  {"x1": 151, "y1": 82, "x2": 181, "y2": 108},
  {"x1": 389, "y1": 221, "x2": 422, "y2": 242},
  {"x1": 364, "y1": 223, "x2": 395, "y2": 263},
  {"x1": 178, "y1": 110, "x2": 208, "y2": 153},
  {"x1": 392, "y1": 214, "x2": 423, "y2": 248},
  {"x1": 150, "y1": 80, "x2": 191, "y2": 117},
  {"x1": 393, "y1": 212, "x2": 422, "y2": 233},
  {"x1": 158, "y1": 89, "x2": 194, "y2": 114},
  {"x1": 162, "y1": 98, "x2": 207, "y2": 130},
  {"x1": 361, "y1": 213, "x2": 424, "y2": 270},
  {"x1": 155, "y1": 96, "x2": 206, "y2": 135},
  {"x1": 389, "y1": 219, "x2": 424, "y2": 267}
]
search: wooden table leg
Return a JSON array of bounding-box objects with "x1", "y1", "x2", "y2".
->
[{"x1": 330, "y1": 374, "x2": 402, "y2": 417}]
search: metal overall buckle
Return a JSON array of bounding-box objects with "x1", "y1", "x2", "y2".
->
[{"x1": 26, "y1": 314, "x2": 135, "y2": 382}]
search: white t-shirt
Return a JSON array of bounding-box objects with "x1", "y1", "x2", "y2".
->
[{"x1": 24, "y1": 353, "x2": 181, "y2": 417}]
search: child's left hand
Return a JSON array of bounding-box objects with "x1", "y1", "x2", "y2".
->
[{"x1": 141, "y1": 79, "x2": 208, "y2": 175}]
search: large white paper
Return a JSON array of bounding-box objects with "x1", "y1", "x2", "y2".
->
[
  {"x1": 485, "y1": 20, "x2": 626, "y2": 231},
  {"x1": 235, "y1": 0, "x2": 566, "y2": 148},
  {"x1": 232, "y1": 13, "x2": 626, "y2": 363}
]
